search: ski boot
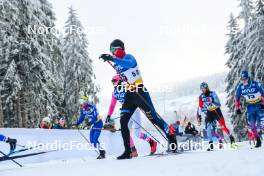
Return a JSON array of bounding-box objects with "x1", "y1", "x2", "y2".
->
[
  {"x1": 97, "y1": 150, "x2": 106, "y2": 159},
  {"x1": 117, "y1": 147, "x2": 132, "y2": 160},
  {"x1": 207, "y1": 141, "x2": 214, "y2": 151},
  {"x1": 149, "y1": 139, "x2": 157, "y2": 155},
  {"x1": 6, "y1": 138, "x2": 17, "y2": 153},
  {"x1": 255, "y1": 137, "x2": 262, "y2": 148},
  {"x1": 131, "y1": 146, "x2": 138, "y2": 158}
]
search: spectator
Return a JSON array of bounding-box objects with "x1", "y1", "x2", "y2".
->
[
  {"x1": 39, "y1": 116, "x2": 52, "y2": 129},
  {"x1": 171, "y1": 120, "x2": 184, "y2": 136},
  {"x1": 53, "y1": 116, "x2": 67, "y2": 129},
  {"x1": 185, "y1": 122, "x2": 198, "y2": 136}
]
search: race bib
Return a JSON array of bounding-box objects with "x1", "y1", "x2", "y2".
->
[
  {"x1": 244, "y1": 92, "x2": 262, "y2": 103},
  {"x1": 121, "y1": 66, "x2": 142, "y2": 84}
]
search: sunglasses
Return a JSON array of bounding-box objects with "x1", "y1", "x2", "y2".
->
[{"x1": 110, "y1": 47, "x2": 120, "y2": 53}]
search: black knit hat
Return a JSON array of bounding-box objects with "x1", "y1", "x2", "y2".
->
[{"x1": 110, "y1": 39, "x2": 125, "y2": 50}]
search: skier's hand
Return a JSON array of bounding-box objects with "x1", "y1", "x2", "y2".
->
[
  {"x1": 86, "y1": 125, "x2": 92, "y2": 130},
  {"x1": 236, "y1": 109, "x2": 242, "y2": 115},
  {"x1": 105, "y1": 115, "x2": 111, "y2": 124},
  {"x1": 259, "y1": 104, "x2": 264, "y2": 109},
  {"x1": 99, "y1": 54, "x2": 114, "y2": 62},
  {"x1": 6, "y1": 138, "x2": 17, "y2": 151}
]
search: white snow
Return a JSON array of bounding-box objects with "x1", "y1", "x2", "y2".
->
[{"x1": 0, "y1": 128, "x2": 263, "y2": 176}]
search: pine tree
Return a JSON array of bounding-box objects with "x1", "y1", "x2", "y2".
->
[
  {"x1": 63, "y1": 7, "x2": 99, "y2": 124},
  {"x1": 0, "y1": 0, "x2": 65, "y2": 127},
  {"x1": 225, "y1": 0, "x2": 264, "y2": 139},
  {"x1": 239, "y1": 0, "x2": 254, "y2": 27}
]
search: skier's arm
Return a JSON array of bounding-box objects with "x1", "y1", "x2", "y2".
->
[
  {"x1": 108, "y1": 94, "x2": 117, "y2": 117},
  {"x1": 235, "y1": 86, "x2": 242, "y2": 110},
  {"x1": 212, "y1": 92, "x2": 221, "y2": 107},
  {"x1": 113, "y1": 55, "x2": 137, "y2": 68},
  {"x1": 0, "y1": 134, "x2": 6, "y2": 142},
  {"x1": 87, "y1": 114, "x2": 98, "y2": 126},
  {"x1": 76, "y1": 111, "x2": 85, "y2": 126},
  {"x1": 257, "y1": 82, "x2": 264, "y2": 103},
  {"x1": 198, "y1": 96, "x2": 203, "y2": 108}
]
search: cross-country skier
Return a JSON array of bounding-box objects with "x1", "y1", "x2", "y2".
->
[
  {"x1": 0, "y1": 134, "x2": 17, "y2": 153},
  {"x1": 106, "y1": 75, "x2": 157, "y2": 157},
  {"x1": 198, "y1": 82, "x2": 235, "y2": 145},
  {"x1": 99, "y1": 39, "x2": 177, "y2": 159},
  {"x1": 76, "y1": 96, "x2": 106, "y2": 159},
  {"x1": 235, "y1": 71, "x2": 264, "y2": 148}
]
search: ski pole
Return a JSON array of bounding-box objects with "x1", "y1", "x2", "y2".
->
[
  {"x1": 17, "y1": 144, "x2": 26, "y2": 148},
  {"x1": 0, "y1": 150, "x2": 23, "y2": 167},
  {"x1": 129, "y1": 117, "x2": 166, "y2": 148},
  {"x1": 106, "y1": 61, "x2": 169, "y2": 141},
  {"x1": 77, "y1": 128, "x2": 100, "y2": 154}
]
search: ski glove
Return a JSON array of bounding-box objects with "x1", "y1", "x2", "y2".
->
[
  {"x1": 236, "y1": 109, "x2": 242, "y2": 115},
  {"x1": 259, "y1": 104, "x2": 264, "y2": 109},
  {"x1": 6, "y1": 138, "x2": 17, "y2": 151},
  {"x1": 99, "y1": 54, "x2": 114, "y2": 62},
  {"x1": 105, "y1": 115, "x2": 111, "y2": 124}
]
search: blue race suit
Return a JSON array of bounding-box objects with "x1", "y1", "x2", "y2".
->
[
  {"x1": 77, "y1": 104, "x2": 103, "y2": 148},
  {"x1": 113, "y1": 54, "x2": 170, "y2": 151},
  {"x1": 235, "y1": 80, "x2": 264, "y2": 136}
]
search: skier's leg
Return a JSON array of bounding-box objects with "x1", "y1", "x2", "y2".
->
[
  {"x1": 247, "y1": 109, "x2": 258, "y2": 139},
  {"x1": 255, "y1": 108, "x2": 264, "y2": 147},
  {"x1": 215, "y1": 108, "x2": 230, "y2": 135},
  {"x1": 136, "y1": 86, "x2": 169, "y2": 135},
  {"x1": 92, "y1": 121, "x2": 103, "y2": 148},
  {"x1": 89, "y1": 128, "x2": 96, "y2": 147},
  {"x1": 132, "y1": 108, "x2": 157, "y2": 154},
  {"x1": 205, "y1": 111, "x2": 215, "y2": 150},
  {"x1": 118, "y1": 92, "x2": 137, "y2": 159},
  {"x1": 132, "y1": 109, "x2": 152, "y2": 142},
  {"x1": 135, "y1": 87, "x2": 177, "y2": 151},
  {"x1": 257, "y1": 108, "x2": 264, "y2": 132}
]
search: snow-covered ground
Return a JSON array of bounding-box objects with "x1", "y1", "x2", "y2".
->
[{"x1": 0, "y1": 128, "x2": 263, "y2": 176}]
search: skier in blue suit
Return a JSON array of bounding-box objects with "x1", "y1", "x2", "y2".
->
[
  {"x1": 0, "y1": 134, "x2": 17, "y2": 153},
  {"x1": 76, "y1": 96, "x2": 105, "y2": 159},
  {"x1": 235, "y1": 71, "x2": 264, "y2": 148},
  {"x1": 99, "y1": 39, "x2": 177, "y2": 159}
]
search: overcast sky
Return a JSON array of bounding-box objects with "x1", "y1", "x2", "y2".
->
[{"x1": 50, "y1": 0, "x2": 240, "y2": 102}]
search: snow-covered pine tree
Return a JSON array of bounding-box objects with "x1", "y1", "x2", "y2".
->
[
  {"x1": 63, "y1": 7, "x2": 99, "y2": 124},
  {"x1": 246, "y1": 0, "x2": 264, "y2": 82},
  {"x1": 225, "y1": 0, "x2": 264, "y2": 139},
  {"x1": 239, "y1": 0, "x2": 254, "y2": 27},
  {"x1": 0, "y1": 0, "x2": 65, "y2": 127},
  {"x1": 225, "y1": 13, "x2": 248, "y2": 138},
  {"x1": 0, "y1": 0, "x2": 23, "y2": 127}
]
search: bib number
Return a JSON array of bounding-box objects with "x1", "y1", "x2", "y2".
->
[{"x1": 122, "y1": 66, "x2": 142, "y2": 84}]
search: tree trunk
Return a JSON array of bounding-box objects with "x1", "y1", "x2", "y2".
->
[
  {"x1": 16, "y1": 95, "x2": 22, "y2": 127},
  {"x1": 20, "y1": 92, "x2": 28, "y2": 127},
  {"x1": 0, "y1": 93, "x2": 4, "y2": 127}
]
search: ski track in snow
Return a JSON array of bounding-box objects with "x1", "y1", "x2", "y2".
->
[{"x1": 0, "y1": 129, "x2": 264, "y2": 176}]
